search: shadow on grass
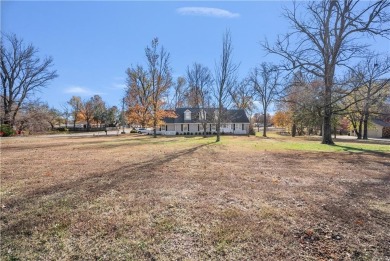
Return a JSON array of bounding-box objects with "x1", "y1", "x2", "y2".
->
[
  {"x1": 333, "y1": 144, "x2": 389, "y2": 157},
  {"x1": 334, "y1": 138, "x2": 390, "y2": 145},
  {"x1": 3, "y1": 135, "x2": 184, "y2": 151},
  {"x1": 1, "y1": 141, "x2": 216, "y2": 237}
]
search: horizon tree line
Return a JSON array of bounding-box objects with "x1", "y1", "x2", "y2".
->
[{"x1": 2, "y1": 1, "x2": 389, "y2": 142}]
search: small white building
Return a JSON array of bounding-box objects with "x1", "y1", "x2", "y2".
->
[
  {"x1": 368, "y1": 119, "x2": 390, "y2": 138},
  {"x1": 160, "y1": 108, "x2": 250, "y2": 135}
]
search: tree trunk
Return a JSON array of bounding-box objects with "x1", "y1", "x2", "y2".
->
[
  {"x1": 357, "y1": 119, "x2": 363, "y2": 139},
  {"x1": 322, "y1": 113, "x2": 333, "y2": 144},
  {"x1": 262, "y1": 112, "x2": 267, "y2": 137},
  {"x1": 3, "y1": 105, "x2": 12, "y2": 126},
  {"x1": 216, "y1": 106, "x2": 222, "y2": 142},
  {"x1": 292, "y1": 123, "x2": 296, "y2": 137},
  {"x1": 153, "y1": 106, "x2": 157, "y2": 138},
  {"x1": 153, "y1": 123, "x2": 157, "y2": 138},
  {"x1": 321, "y1": 80, "x2": 334, "y2": 144},
  {"x1": 216, "y1": 120, "x2": 221, "y2": 141},
  {"x1": 363, "y1": 112, "x2": 369, "y2": 140},
  {"x1": 363, "y1": 119, "x2": 368, "y2": 139}
]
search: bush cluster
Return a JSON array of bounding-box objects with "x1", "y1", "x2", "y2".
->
[{"x1": 0, "y1": 124, "x2": 15, "y2": 137}]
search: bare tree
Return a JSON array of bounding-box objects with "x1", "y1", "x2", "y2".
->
[
  {"x1": 106, "y1": 106, "x2": 119, "y2": 126},
  {"x1": 285, "y1": 75, "x2": 324, "y2": 136},
  {"x1": 1, "y1": 33, "x2": 58, "y2": 127},
  {"x1": 80, "y1": 97, "x2": 95, "y2": 131},
  {"x1": 61, "y1": 103, "x2": 72, "y2": 128},
  {"x1": 263, "y1": 0, "x2": 390, "y2": 144},
  {"x1": 15, "y1": 100, "x2": 57, "y2": 133},
  {"x1": 229, "y1": 78, "x2": 256, "y2": 117},
  {"x1": 125, "y1": 38, "x2": 173, "y2": 133},
  {"x1": 47, "y1": 107, "x2": 61, "y2": 130},
  {"x1": 250, "y1": 63, "x2": 281, "y2": 137},
  {"x1": 125, "y1": 65, "x2": 153, "y2": 127},
  {"x1": 186, "y1": 62, "x2": 213, "y2": 137},
  {"x1": 343, "y1": 55, "x2": 390, "y2": 139},
  {"x1": 214, "y1": 31, "x2": 239, "y2": 142},
  {"x1": 91, "y1": 95, "x2": 106, "y2": 128},
  {"x1": 172, "y1": 76, "x2": 186, "y2": 109},
  {"x1": 146, "y1": 38, "x2": 173, "y2": 137},
  {"x1": 68, "y1": 96, "x2": 82, "y2": 129},
  {"x1": 252, "y1": 112, "x2": 272, "y2": 132},
  {"x1": 358, "y1": 56, "x2": 390, "y2": 139}
]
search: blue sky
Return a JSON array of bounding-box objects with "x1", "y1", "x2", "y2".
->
[{"x1": 2, "y1": 1, "x2": 389, "y2": 111}]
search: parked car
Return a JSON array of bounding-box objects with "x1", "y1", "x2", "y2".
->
[{"x1": 137, "y1": 128, "x2": 151, "y2": 134}]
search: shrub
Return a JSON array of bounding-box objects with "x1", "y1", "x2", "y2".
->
[
  {"x1": 190, "y1": 132, "x2": 193, "y2": 135},
  {"x1": 130, "y1": 129, "x2": 138, "y2": 133},
  {"x1": 0, "y1": 124, "x2": 15, "y2": 137},
  {"x1": 184, "y1": 132, "x2": 187, "y2": 135},
  {"x1": 187, "y1": 132, "x2": 190, "y2": 135},
  {"x1": 176, "y1": 132, "x2": 179, "y2": 135},
  {"x1": 57, "y1": 127, "x2": 69, "y2": 132}
]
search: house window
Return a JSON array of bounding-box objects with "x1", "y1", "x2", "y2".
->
[
  {"x1": 198, "y1": 124, "x2": 200, "y2": 131},
  {"x1": 210, "y1": 124, "x2": 212, "y2": 131},
  {"x1": 166, "y1": 125, "x2": 168, "y2": 131},
  {"x1": 181, "y1": 124, "x2": 183, "y2": 132},
  {"x1": 233, "y1": 124, "x2": 236, "y2": 131},
  {"x1": 242, "y1": 124, "x2": 245, "y2": 130},
  {"x1": 184, "y1": 110, "x2": 191, "y2": 121}
]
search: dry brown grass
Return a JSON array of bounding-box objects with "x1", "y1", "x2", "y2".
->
[{"x1": 1, "y1": 135, "x2": 389, "y2": 260}]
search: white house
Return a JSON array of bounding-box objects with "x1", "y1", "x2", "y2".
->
[{"x1": 158, "y1": 108, "x2": 250, "y2": 135}]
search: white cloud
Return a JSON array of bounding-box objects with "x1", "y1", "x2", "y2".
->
[
  {"x1": 63, "y1": 86, "x2": 106, "y2": 96},
  {"x1": 177, "y1": 7, "x2": 240, "y2": 18},
  {"x1": 64, "y1": 86, "x2": 89, "y2": 94},
  {"x1": 111, "y1": 83, "x2": 126, "y2": 90}
]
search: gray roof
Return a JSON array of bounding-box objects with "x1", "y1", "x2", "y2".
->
[
  {"x1": 372, "y1": 119, "x2": 390, "y2": 127},
  {"x1": 163, "y1": 108, "x2": 249, "y2": 124}
]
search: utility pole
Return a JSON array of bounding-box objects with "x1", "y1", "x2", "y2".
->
[{"x1": 121, "y1": 97, "x2": 126, "y2": 134}]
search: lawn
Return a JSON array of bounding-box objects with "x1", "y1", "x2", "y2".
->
[{"x1": 1, "y1": 134, "x2": 389, "y2": 260}]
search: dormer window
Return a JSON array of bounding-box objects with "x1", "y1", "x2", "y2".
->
[
  {"x1": 199, "y1": 110, "x2": 206, "y2": 120},
  {"x1": 184, "y1": 109, "x2": 191, "y2": 121}
]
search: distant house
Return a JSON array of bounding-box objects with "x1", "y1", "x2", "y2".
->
[
  {"x1": 159, "y1": 108, "x2": 250, "y2": 135},
  {"x1": 367, "y1": 119, "x2": 390, "y2": 138}
]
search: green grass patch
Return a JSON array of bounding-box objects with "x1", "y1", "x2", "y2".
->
[{"x1": 211, "y1": 134, "x2": 389, "y2": 154}]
